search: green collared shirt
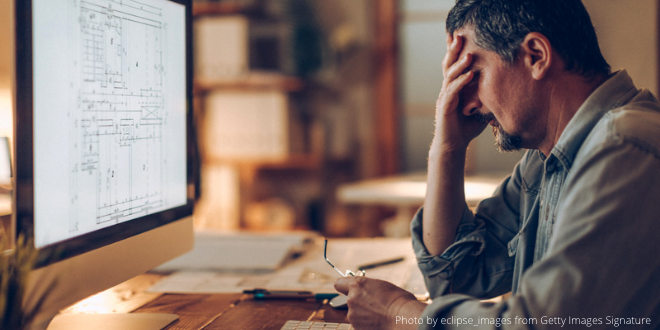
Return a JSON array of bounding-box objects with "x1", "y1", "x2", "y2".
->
[{"x1": 411, "y1": 70, "x2": 660, "y2": 328}]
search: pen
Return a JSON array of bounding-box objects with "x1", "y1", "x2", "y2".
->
[
  {"x1": 244, "y1": 289, "x2": 339, "y2": 300},
  {"x1": 357, "y1": 256, "x2": 405, "y2": 270}
]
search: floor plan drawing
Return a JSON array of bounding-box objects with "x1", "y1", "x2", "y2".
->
[{"x1": 69, "y1": 0, "x2": 172, "y2": 230}]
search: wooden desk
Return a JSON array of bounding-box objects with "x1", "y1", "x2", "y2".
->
[
  {"x1": 136, "y1": 292, "x2": 348, "y2": 330},
  {"x1": 62, "y1": 273, "x2": 349, "y2": 330},
  {"x1": 58, "y1": 237, "x2": 423, "y2": 329}
]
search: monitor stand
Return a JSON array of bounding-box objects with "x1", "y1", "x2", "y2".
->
[{"x1": 46, "y1": 313, "x2": 178, "y2": 330}]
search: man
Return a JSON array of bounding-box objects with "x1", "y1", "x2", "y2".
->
[{"x1": 335, "y1": 0, "x2": 660, "y2": 329}]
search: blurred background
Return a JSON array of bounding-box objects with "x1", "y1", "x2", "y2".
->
[{"x1": 0, "y1": 0, "x2": 657, "y2": 237}]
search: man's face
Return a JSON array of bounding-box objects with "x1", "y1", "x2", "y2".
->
[{"x1": 455, "y1": 27, "x2": 543, "y2": 152}]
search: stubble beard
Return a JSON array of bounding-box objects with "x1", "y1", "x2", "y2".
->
[
  {"x1": 473, "y1": 112, "x2": 522, "y2": 152},
  {"x1": 492, "y1": 125, "x2": 522, "y2": 152}
]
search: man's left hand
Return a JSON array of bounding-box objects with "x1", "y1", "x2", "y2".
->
[{"x1": 334, "y1": 277, "x2": 426, "y2": 330}]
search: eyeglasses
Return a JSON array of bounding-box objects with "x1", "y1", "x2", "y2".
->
[{"x1": 324, "y1": 239, "x2": 365, "y2": 277}]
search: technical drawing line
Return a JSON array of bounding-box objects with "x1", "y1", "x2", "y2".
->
[{"x1": 66, "y1": 0, "x2": 172, "y2": 231}]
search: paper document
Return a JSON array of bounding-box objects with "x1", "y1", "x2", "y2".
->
[
  {"x1": 153, "y1": 230, "x2": 317, "y2": 273},
  {"x1": 148, "y1": 238, "x2": 427, "y2": 297}
]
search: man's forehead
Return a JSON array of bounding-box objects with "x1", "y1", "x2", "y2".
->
[{"x1": 452, "y1": 26, "x2": 501, "y2": 68}]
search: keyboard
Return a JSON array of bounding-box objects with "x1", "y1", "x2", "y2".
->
[{"x1": 280, "y1": 320, "x2": 354, "y2": 330}]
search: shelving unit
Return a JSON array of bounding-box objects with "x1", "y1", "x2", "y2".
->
[
  {"x1": 191, "y1": 1, "x2": 341, "y2": 232},
  {"x1": 192, "y1": 1, "x2": 259, "y2": 17},
  {"x1": 194, "y1": 72, "x2": 304, "y2": 93}
]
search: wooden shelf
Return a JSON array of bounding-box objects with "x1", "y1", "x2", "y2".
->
[
  {"x1": 192, "y1": 1, "x2": 260, "y2": 17},
  {"x1": 203, "y1": 154, "x2": 322, "y2": 183},
  {"x1": 194, "y1": 73, "x2": 304, "y2": 93},
  {"x1": 204, "y1": 154, "x2": 322, "y2": 171}
]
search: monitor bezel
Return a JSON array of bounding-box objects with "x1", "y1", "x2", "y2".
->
[{"x1": 14, "y1": 0, "x2": 196, "y2": 268}]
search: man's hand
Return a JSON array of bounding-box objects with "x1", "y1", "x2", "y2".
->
[
  {"x1": 434, "y1": 34, "x2": 488, "y2": 153},
  {"x1": 422, "y1": 33, "x2": 489, "y2": 256},
  {"x1": 334, "y1": 277, "x2": 426, "y2": 330}
]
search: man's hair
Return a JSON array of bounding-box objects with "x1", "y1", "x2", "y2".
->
[{"x1": 447, "y1": 0, "x2": 611, "y2": 77}]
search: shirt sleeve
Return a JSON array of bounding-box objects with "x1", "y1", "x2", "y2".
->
[
  {"x1": 414, "y1": 127, "x2": 660, "y2": 329},
  {"x1": 411, "y1": 151, "x2": 532, "y2": 299}
]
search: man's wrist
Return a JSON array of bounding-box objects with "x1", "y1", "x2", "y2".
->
[
  {"x1": 428, "y1": 142, "x2": 467, "y2": 162},
  {"x1": 387, "y1": 295, "x2": 428, "y2": 330}
]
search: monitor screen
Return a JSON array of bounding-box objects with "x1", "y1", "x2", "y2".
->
[
  {"x1": 13, "y1": 0, "x2": 195, "y2": 328},
  {"x1": 15, "y1": 0, "x2": 194, "y2": 263},
  {"x1": 31, "y1": 0, "x2": 188, "y2": 249}
]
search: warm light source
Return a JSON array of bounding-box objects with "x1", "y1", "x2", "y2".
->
[{"x1": 0, "y1": 85, "x2": 12, "y2": 141}]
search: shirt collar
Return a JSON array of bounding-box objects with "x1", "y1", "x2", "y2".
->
[{"x1": 547, "y1": 70, "x2": 638, "y2": 169}]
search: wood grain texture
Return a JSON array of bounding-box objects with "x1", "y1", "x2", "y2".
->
[{"x1": 134, "y1": 293, "x2": 348, "y2": 330}]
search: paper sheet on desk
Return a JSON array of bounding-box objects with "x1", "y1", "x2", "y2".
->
[
  {"x1": 148, "y1": 238, "x2": 428, "y2": 296},
  {"x1": 153, "y1": 231, "x2": 317, "y2": 273}
]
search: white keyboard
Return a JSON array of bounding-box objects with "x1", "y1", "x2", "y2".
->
[{"x1": 280, "y1": 320, "x2": 354, "y2": 330}]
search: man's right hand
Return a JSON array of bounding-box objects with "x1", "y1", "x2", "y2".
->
[{"x1": 433, "y1": 34, "x2": 488, "y2": 154}]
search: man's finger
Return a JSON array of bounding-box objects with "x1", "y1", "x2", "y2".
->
[
  {"x1": 334, "y1": 277, "x2": 352, "y2": 295},
  {"x1": 442, "y1": 35, "x2": 463, "y2": 76},
  {"x1": 437, "y1": 70, "x2": 474, "y2": 118},
  {"x1": 445, "y1": 53, "x2": 472, "y2": 83},
  {"x1": 448, "y1": 70, "x2": 474, "y2": 94},
  {"x1": 443, "y1": 33, "x2": 453, "y2": 69}
]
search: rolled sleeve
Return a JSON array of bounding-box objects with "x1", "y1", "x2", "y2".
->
[
  {"x1": 411, "y1": 153, "x2": 532, "y2": 299},
  {"x1": 411, "y1": 206, "x2": 486, "y2": 296},
  {"x1": 411, "y1": 189, "x2": 519, "y2": 298}
]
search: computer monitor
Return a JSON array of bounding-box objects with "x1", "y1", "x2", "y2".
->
[{"x1": 13, "y1": 0, "x2": 195, "y2": 329}]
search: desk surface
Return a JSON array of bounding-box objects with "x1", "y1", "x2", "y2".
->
[
  {"x1": 60, "y1": 237, "x2": 425, "y2": 330},
  {"x1": 62, "y1": 273, "x2": 348, "y2": 330},
  {"x1": 136, "y1": 291, "x2": 349, "y2": 330}
]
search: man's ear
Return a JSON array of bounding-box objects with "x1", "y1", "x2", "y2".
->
[{"x1": 520, "y1": 32, "x2": 552, "y2": 80}]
